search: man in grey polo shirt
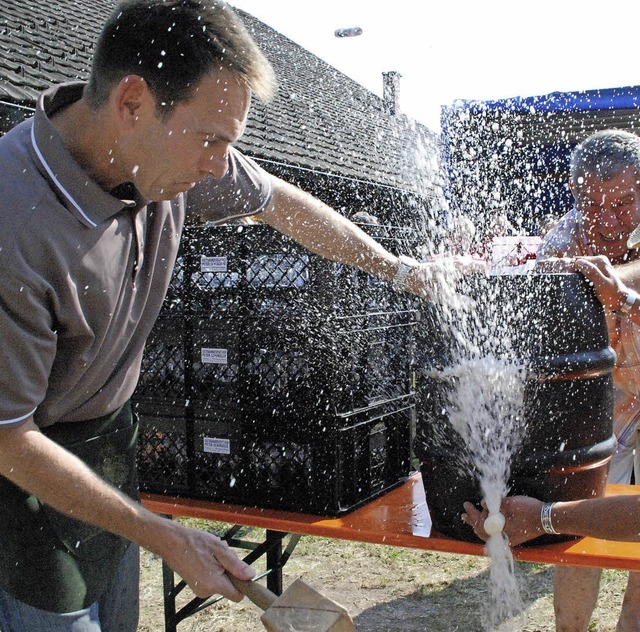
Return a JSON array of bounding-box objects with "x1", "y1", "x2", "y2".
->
[{"x1": 0, "y1": 1, "x2": 461, "y2": 630}]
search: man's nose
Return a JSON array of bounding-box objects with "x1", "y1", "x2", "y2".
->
[
  {"x1": 199, "y1": 146, "x2": 229, "y2": 179},
  {"x1": 600, "y1": 204, "x2": 623, "y2": 225}
]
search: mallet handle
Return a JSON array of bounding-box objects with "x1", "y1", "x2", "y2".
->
[{"x1": 227, "y1": 574, "x2": 277, "y2": 612}]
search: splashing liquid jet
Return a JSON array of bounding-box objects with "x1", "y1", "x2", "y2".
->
[
  {"x1": 437, "y1": 354, "x2": 526, "y2": 629},
  {"x1": 416, "y1": 266, "x2": 530, "y2": 629}
]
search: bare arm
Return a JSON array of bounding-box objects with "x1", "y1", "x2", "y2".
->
[
  {"x1": 574, "y1": 256, "x2": 640, "y2": 316},
  {"x1": 259, "y1": 177, "x2": 485, "y2": 299},
  {"x1": 0, "y1": 419, "x2": 254, "y2": 599},
  {"x1": 259, "y1": 177, "x2": 398, "y2": 281},
  {"x1": 612, "y1": 258, "x2": 640, "y2": 292},
  {"x1": 536, "y1": 255, "x2": 640, "y2": 313},
  {"x1": 462, "y1": 494, "x2": 640, "y2": 545}
]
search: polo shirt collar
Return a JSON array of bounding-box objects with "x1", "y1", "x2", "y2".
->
[{"x1": 30, "y1": 82, "x2": 137, "y2": 228}]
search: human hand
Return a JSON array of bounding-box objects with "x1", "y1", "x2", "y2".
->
[
  {"x1": 462, "y1": 496, "x2": 545, "y2": 546},
  {"x1": 447, "y1": 254, "x2": 488, "y2": 275},
  {"x1": 405, "y1": 255, "x2": 487, "y2": 304},
  {"x1": 161, "y1": 522, "x2": 256, "y2": 600},
  {"x1": 574, "y1": 255, "x2": 631, "y2": 312}
]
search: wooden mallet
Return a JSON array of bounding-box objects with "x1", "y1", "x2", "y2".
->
[{"x1": 228, "y1": 574, "x2": 356, "y2": 631}]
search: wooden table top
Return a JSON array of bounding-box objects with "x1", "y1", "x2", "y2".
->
[{"x1": 141, "y1": 474, "x2": 640, "y2": 571}]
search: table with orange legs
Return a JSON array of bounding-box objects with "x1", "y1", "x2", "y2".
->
[{"x1": 141, "y1": 474, "x2": 640, "y2": 631}]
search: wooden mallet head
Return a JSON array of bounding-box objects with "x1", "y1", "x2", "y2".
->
[{"x1": 229, "y1": 574, "x2": 356, "y2": 632}]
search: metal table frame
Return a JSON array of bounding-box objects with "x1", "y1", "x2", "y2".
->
[{"x1": 143, "y1": 474, "x2": 640, "y2": 631}]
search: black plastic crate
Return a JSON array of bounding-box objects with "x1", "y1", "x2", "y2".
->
[
  {"x1": 134, "y1": 318, "x2": 186, "y2": 404},
  {"x1": 357, "y1": 311, "x2": 416, "y2": 406},
  {"x1": 135, "y1": 399, "x2": 414, "y2": 515},
  {"x1": 159, "y1": 253, "x2": 186, "y2": 316},
  {"x1": 158, "y1": 223, "x2": 417, "y2": 317},
  {"x1": 133, "y1": 310, "x2": 416, "y2": 416},
  {"x1": 359, "y1": 222, "x2": 422, "y2": 313},
  {"x1": 135, "y1": 403, "x2": 190, "y2": 495}
]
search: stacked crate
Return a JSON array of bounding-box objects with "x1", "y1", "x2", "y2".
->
[{"x1": 134, "y1": 222, "x2": 417, "y2": 515}]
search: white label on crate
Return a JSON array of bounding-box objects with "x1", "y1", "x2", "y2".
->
[
  {"x1": 203, "y1": 437, "x2": 231, "y2": 455},
  {"x1": 200, "y1": 256, "x2": 227, "y2": 273},
  {"x1": 201, "y1": 348, "x2": 228, "y2": 364}
]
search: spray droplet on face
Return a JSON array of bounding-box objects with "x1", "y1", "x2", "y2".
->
[{"x1": 484, "y1": 512, "x2": 506, "y2": 536}]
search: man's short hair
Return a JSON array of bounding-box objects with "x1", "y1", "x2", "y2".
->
[
  {"x1": 85, "y1": 0, "x2": 276, "y2": 117},
  {"x1": 570, "y1": 129, "x2": 640, "y2": 188}
]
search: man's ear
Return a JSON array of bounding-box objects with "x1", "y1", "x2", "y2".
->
[{"x1": 112, "y1": 75, "x2": 155, "y2": 129}]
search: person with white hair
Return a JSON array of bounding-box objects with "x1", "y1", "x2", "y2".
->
[{"x1": 535, "y1": 129, "x2": 640, "y2": 632}]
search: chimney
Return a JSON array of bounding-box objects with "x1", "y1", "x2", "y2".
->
[{"x1": 382, "y1": 71, "x2": 401, "y2": 115}]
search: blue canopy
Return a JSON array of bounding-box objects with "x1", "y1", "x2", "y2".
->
[{"x1": 443, "y1": 84, "x2": 640, "y2": 117}]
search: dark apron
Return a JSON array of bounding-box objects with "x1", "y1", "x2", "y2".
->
[{"x1": 0, "y1": 402, "x2": 139, "y2": 612}]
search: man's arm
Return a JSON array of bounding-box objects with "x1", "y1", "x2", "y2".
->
[
  {"x1": 612, "y1": 258, "x2": 640, "y2": 292},
  {"x1": 462, "y1": 494, "x2": 640, "y2": 545},
  {"x1": 574, "y1": 256, "x2": 640, "y2": 318},
  {"x1": 259, "y1": 177, "x2": 484, "y2": 299},
  {"x1": 0, "y1": 418, "x2": 254, "y2": 599},
  {"x1": 259, "y1": 177, "x2": 398, "y2": 282}
]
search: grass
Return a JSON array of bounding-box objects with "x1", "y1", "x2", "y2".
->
[{"x1": 138, "y1": 518, "x2": 630, "y2": 631}]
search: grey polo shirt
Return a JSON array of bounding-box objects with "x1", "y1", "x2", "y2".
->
[{"x1": 0, "y1": 82, "x2": 272, "y2": 428}]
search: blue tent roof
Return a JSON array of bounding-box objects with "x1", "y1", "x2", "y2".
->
[{"x1": 444, "y1": 85, "x2": 640, "y2": 115}]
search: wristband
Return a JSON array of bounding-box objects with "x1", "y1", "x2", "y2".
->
[
  {"x1": 617, "y1": 290, "x2": 640, "y2": 316},
  {"x1": 540, "y1": 502, "x2": 559, "y2": 535},
  {"x1": 392, "y1": 255, "x2": 420, "y2": 291}
]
